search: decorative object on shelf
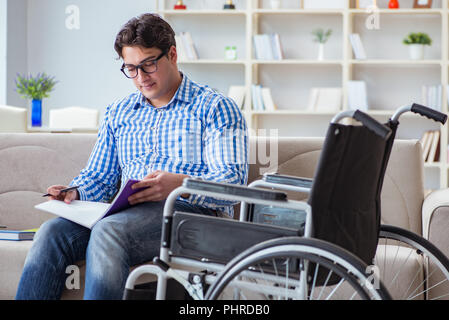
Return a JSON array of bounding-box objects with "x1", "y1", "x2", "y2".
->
[
  {"x1": 388, "y1": 0, "x2": 399, "y2": 9},
  {"x1": 349, "y1": 33, "x2": 367, "y2": 59},
  {"x1": 223, "y1": 0, "x2": 235, "y2": 9},
  {"x1": 270, "y1": 0, "x2": 281, "y2": 9},
  {"x1": 413, "y1": 0, "x2": 432, "y2": 8},
  {"x1": 403, "y1": 32, "x2": 432, "y2": 60},
  {"x1": 312, "y1": 28, "x2": 332, "y2": 61},
  {"x1": 15, "y1": 73, "x2": 57, "y2": 127},
  {"x1": 225, "y1": 46, "x2": 237, "y2": 60},
  {"x1": 357, "y1": 0, "x2": 377, "y2": 9},
  {"x1": 174, "y1": 0, "x2": 187, "y2": 10}
]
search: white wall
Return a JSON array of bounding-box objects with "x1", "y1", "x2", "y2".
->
[
  {"x1": 4, "y1": 0, "x2": 28, "y2": 108},
  {"x1": 25, "y1": 0, "x2": 159, "y2": 125},
  {"x1": 0, "y1": 0, "x2": 6, "y2": 105}
]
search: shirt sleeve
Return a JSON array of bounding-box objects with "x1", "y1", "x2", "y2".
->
[
  {"x1": 189, "y1": 95, "x2": 249, "y2": 208},
  {"x1": 69, "y1": 103, "x2": 121, "y2": 202}
]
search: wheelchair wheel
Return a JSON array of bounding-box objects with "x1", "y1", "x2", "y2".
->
[
  {"x1": 377, "y1": 224, "x2": 449, "y2": 300},
  {"x1": 205, "y1": 237, "x2": 391, "y2": 300}
]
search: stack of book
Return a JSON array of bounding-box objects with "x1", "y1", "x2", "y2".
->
[
  {"x1": 347, "y1": 80, "x2": 369, "y2": 111},
  {"x1": 307, "y1": 87, "x2": 342, "y2": 112},
  {"x1": 253, "y1": 34, "x2": 284, "y2": 61},
  {"x1": 422, "y1": 85, "x2": 442, "y2": 111},
  {"x1": 251, "y1": 84, "x2": 277, "y2": 111},
  {"x1": 420, "y1": 130, "x2": 441, "y2": 163},
  {"x1": 0, "y1": 228, "x2": 37, "y2": 241},
  {"x1": 175, "y1": 32, "x2": 199, "y2": 61}
]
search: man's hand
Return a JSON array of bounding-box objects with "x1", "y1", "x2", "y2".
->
[
  {"x1": 46, "y1": 185, "x2": 80, "y2": 204},
  {"x1": 128, "y1": 171, "x2": 190, "y2": 205}
]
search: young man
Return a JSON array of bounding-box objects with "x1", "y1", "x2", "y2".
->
[{"x1": 15, "y1": 13, "x2": 248, "y2": 300}]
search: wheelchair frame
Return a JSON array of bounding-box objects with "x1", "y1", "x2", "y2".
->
[
  {"x1": 239, "y1": 104, "x2": 449, "y2": 300},
  {"x1": 125, "y1": 109, "x2": 397, "y2": 300}
]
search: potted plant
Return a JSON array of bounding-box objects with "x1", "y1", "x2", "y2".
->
[
  {"x1": 403, "y1": 32, "x2": 432, "y2": 60},
  {"x1": 15, "y1": 73, "x2": 57, "y2": 127},
  {"x1": 312, "y1": 28, "x2": 332, "y2": 60}
]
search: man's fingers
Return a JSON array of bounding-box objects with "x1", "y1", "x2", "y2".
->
[
  {"x1": 128, "y1": 187, "x2": 160, "y2": 205},
  {"x1": 64, "y1": 190, "x2": 77, "y2": 204},
  {"x1": 132, "y1": 177, "x2": 158, "y2": 190}
]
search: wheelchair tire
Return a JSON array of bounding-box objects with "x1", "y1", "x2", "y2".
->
[
  {"x1": 205, "y1": 236, "x2": 391, "y2": 300},
  {"x1": 377, "y1": 224, "x2": 449, "y2": 300}
]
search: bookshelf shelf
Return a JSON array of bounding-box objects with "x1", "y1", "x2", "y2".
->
[
  {"x1": 158, "y1": 0, "x2": 449, "y2": 190},
  {"x1": 349, "y1": 9, "x2": 444, "y2": 15},
  {"x1": 160, "y1": 10, "x2": 247, "y2": 16},
  {"x1": 349, "y1": 59, "x2": 442, "y2": 65},
  {"x1": 252, "y1": 59, "x2": 344, "y2": 65},
  {"x1": 179, "y1": 59, "x2": 246, "y2": 65},
  {"x1": 254, "y1": 9, "x2": 344, "y2": 15}
]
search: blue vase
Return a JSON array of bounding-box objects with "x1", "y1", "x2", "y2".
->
[{"x1": 31, "y1": 99, "x2": 42, "y2": 127}]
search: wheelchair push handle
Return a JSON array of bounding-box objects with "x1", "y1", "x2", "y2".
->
[
  {"x1": 332, "y1": 110, "x2": 391, "y2": 140},
  {"x1": 411, "y1": 103, "x2": 447, "y2": 125},
  {"x1": 353, "y1": 110, "x2": 392, "y2": 140}
]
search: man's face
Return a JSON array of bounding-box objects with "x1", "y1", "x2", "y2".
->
[{"x1": 122, "y1": 45, "x2": 178, "y2": 107}]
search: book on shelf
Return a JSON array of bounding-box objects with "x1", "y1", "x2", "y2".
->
[
  {"x1": 307, "y1": 87, "x2": 342, "y2": 112},
  {"x1": 261, "y1": 87, "x2": 277, "y2": 111},
  {"x1": 227, "y1": 85, "x2": 246, "y2": 110},
  {"x1": 177, "y1": 32, "x2": 199, "y2": 60},
  {"x1": 349, "y1": 34, "x2": 367, "y2": 60},
  {"x1": 427, "y1": 130, "x2": 440, "y2": 164},
  {"x1": 35, "y1": 179, "x2": 146, "y2": 229},
  {"x1": 422, "y1": 85, "x2": 442, "y2": 111},
  {"x1": 0, "y1": 228, "x2": 37, "y2": 241},
  {"x1": 251, "y1": 84, "x2": 277, "y2": 111},
  {"x1": 347, "y1": 81, "x2": 368, "y2": 111},
  {"x1": 174, "y1": 35, "x2": 188, "y2": 61},
  {"x1": 253, "y1": 34, "x2": 284, "y2": 61},
  {"x1": 420, "y1": 130, "x2": 441, "y2": 163}
]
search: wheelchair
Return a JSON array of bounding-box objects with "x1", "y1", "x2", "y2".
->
[{"x1": 124, "y1": 104, "x2": 449, "y2": 300}]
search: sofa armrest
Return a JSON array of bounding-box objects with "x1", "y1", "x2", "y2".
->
[{"x1": 422, "y1": 189, "x2": 449, "y2": 243}]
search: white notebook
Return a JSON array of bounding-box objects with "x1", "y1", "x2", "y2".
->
[{"x1": 35, "y1": 179, "x2": 144, "y2": 229}]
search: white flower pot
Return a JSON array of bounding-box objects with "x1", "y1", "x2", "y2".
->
[
  {"x1": 408, "y1": 44, "x2": 425, "y2": 60},
  {"x1": 270, "y1": 0, "x2": 281, "y2": 9},
  {"x1": 317, "y1": 43, "x2": 325, "y2": 60}
]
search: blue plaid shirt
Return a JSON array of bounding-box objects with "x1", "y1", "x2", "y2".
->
[{"x1": 71, "y1": 73, "x2": 248, "y2": 217}]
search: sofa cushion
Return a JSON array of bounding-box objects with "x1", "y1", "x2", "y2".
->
[{"x1": 0, "y1": 133, "x2": 96, "y2": 230}]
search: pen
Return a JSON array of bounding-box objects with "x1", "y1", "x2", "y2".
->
[{"x1": 42, "y1": 186, "x2": 80, "y2": 197}]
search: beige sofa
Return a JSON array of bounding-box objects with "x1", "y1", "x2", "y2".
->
[{"x1": 0, "y1": 133, "x2": 444, "y2": 299}]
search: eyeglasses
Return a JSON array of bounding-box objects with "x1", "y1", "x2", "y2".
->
[{"x1": 120, "y1": 50, "x2": 167, "y2": 79}]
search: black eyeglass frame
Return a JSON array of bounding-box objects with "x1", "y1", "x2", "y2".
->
[{"x1": 120, "y1": 50, "x2": 168, "y2": 79}]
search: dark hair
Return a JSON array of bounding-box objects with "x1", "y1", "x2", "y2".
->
[{"x1": 114, "y1": 13, "x2": 176, "y2": 59}]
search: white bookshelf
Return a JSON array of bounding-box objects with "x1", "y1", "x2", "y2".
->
[{"x1": 158, "y1": 0, "x2": 449, "y2": 190}]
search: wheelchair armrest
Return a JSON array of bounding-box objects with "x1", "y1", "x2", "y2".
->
[
  {"x1": 263, "y1": 173, "x2": 313, "y2": 189},
  {"x1": 183, "y1": 178, "x2": 287, "y2": 202}
]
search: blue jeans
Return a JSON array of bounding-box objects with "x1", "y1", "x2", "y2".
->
[{"x1": 15, "y1": 200, "x2": 217, "y2": 300}]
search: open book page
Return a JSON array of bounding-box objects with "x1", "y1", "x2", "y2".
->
[
  {"x1": 35, "y1": 200, "x2": 110, "y2": 229},
  {"x1": 35, "y1": 179, "x2": 144, "y2": 229}
]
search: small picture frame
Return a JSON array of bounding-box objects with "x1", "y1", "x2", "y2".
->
[
  {"x1": 413, "y1": 0, "x2": 432, "y2": 8},
  {"x1": 357, "y1": 0, "x2": 377, "y2": 9}
]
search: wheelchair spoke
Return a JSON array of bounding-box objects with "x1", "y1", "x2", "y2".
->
[
  {"x1": 309, "y1": 263, "x2": 320, "y2": 300},
  {"x1": 390, "y1": 246, "x2": 414, "y2": 285},
  {"x1": 316, "y1": 270, "x2": 333, "y2": 300},
  {"x1": 325, "y1": 278, "x2": 345, "y2": 300},
  {"x1": 402, "y1": 267, "x2": 425, "y2": 300}
]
